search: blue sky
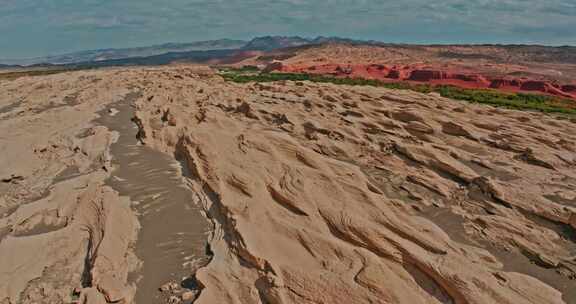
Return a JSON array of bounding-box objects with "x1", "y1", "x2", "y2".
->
[{"x1": 1, "y1": 0, "x2": 575, "y2": 59}]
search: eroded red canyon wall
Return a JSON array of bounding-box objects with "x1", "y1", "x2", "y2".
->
[{"x1": 268, "y1": 63, "x2": 576, "y2": 99}]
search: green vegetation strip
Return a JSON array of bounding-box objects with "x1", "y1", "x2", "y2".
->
[{"x1": 221, "y1": 71, "x2": 576, "y2": 115}]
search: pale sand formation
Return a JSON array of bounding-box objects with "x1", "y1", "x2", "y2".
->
[
  {"x1": 0, "y1": 70, "x2": 140, "y2": 303},
  {"x1": 1, "y1": 66, "x2": 576, "y2": 304}
]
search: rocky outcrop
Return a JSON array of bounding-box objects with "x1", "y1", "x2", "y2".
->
[
  {"x1": 490, "y1": 78, "x2": 523, "y2": 89},
  {"x1": 520, "y1": 81, "x2": 574, "y2": 98},
  {"x1": 453, "y1": 73, "x2": 489, "y2": 83},
  {"x1": 408, "y1": 69, "x2": 449, "y2": 81},
  {"x1": 387, "y1": 68, "x2": 411, "y2": 79},
  {"x1": 562, "y1": 84, "x2": 576, "y2": 93},
  {"x1": 263, "y1": 61, "x2": 285, "y2": 73},
  {"x1": 273, "y1": 63, "x2": 576, "y2": 100}
]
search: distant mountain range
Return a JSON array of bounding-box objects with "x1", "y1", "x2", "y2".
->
[
  {"x1": 241, "y1": 36, "x2": 311, "y2": 51},
  {"x1": 0, "y1": 36, "x2": 374, "y2": 67},
  {"x1": 4, "y1": 36, "x2": 572, "y2": 69},
  {"x1": 0, "y1": 39, "x2": 246, "y2": 66}
]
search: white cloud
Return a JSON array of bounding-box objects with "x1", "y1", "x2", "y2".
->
[{"x1": 0, "y1": 0, "x2": 574, "y2": 58}]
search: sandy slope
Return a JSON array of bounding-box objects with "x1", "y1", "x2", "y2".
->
[{"x1": 1, "y1": 66, "x2": 576, "y2": 304}]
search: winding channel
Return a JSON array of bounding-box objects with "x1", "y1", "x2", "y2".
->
[{"x1": 96, "y1": 92, "x2": 210, "y2": 303}]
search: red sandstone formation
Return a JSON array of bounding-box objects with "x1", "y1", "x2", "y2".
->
[
  {"x1": 387, "y1": 67, "x2": 412, "y2": 79},
  {"x1": 520, "y1": 81, "x2": 574, "y2": 98},
  {"x1": 265, "y1": 62, "x2": 576, "y2": 99},
  {"x1": 408, "y1": 70, "x2": 448, "y2": 81},
  {"x1": 490, "y1": 78, "x2": 523, "y2": 89},
  {"x1": 563, "y1": 84, "x2": 576, "y2": 93}
]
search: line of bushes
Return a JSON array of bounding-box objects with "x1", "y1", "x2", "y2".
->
[{"x1": 221, "y1": 72, "x2": 576, "y2": 115}]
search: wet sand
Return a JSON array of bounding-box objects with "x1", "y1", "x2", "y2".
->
[{"x1": 96, "y1": 93, "x2": 210, "y2": 303}]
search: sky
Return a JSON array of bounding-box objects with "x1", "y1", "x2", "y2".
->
[{"x1": 1, "y1": 0, "x2": 575, "y2": 59}]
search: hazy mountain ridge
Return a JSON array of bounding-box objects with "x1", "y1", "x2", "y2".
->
[
  {"x1": 241, "y1": 36, "x2": 312, "y2": 50},
  {"x1": 0, "y1": 39, "x2": 247, "y2": 66},
  {"x1": 2, "y1": 35, "x2": 576, "y2": 68},
  {"x1": 0, "y1": 36, "x2": 380, "y2": 67}
]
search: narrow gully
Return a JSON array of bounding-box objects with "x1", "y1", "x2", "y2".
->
[{"x1": 95, "y1": 92, "x2": 210, "y2": 303}]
